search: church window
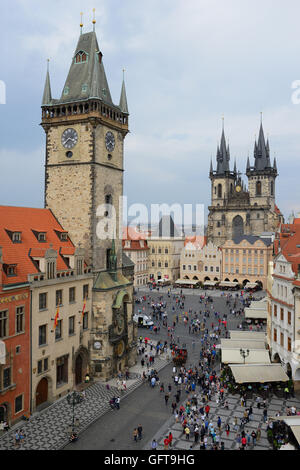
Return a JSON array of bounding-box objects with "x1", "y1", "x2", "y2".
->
[
  {"x1": 270, "y1": 181, "x2": 274, "y2": 196},
  {"x1": 63, "y1": 87, "x2": 69, "y2": 96},
  {"x1": 257, "y1": 213, "x2": 260, "y2": 219},
  {"x1": 217, "y1": 184, "x2": 222, "y2": 198},
  {"x1": 74, "y1": 51, "x2": 88, "y2": 64},
  {"x1": 256, "y1": 181, "x2": 262, "y2": 196},
  {"x1": 217, "y1": 221, "x2": 221, "y2": 228}
]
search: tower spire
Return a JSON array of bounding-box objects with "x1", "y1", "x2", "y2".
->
[
  {"x1": 42, "y1": 59, "x2": 52, "y2": 106},
  {"x1": 119, "y1": 69, "x2": 129, "y2": 114}
]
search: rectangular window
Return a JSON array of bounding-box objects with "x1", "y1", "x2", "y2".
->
[
  {"x1": 55, "y1": 320, "x2": 62, "y2": 341},
  {"x1": 16, "y1": 306, "x2": 24, "y2": 334},
  {"x1": 274, "y1": 305, "x2": 277, "y2": 317},
  {"x1": 280, "y1": 333, "x2": 284, "y2": 347},
  {"x1": 56, "y1": 355, "x2": 68, "y2": 387},
  {"x1": 37, "y1": 360, "x2": 43, "y2": 374},
  {"x1": 56, "y1": 290, "x2": 63, "y2": 307},
  {"x1": 274, "y1": 328, "x2": 277, "y2": 342},
  {"x1": 3, "y1": 367, "x2": 11, "y2": 389},
  {"x1": 83, "y1": 284, "x2": 89, "y2": 300},
  {"x1": 44, "y1": 358, "x2": 48, "y2": 371},
  {"x1": 38, "y1": 324, "x2": 47, "y2": 346},
  {"x1": 39, "y1": 293, "x2": 47, "y2": 310},
  {"x1": 280, "y1": 308, "x2": 284, "y2": 321},
  {"x1": 0, "y1": 310, "x2": 8, "y2": 338},
  {"x1": 288, "y1": 311, "x2": 291, "y2": 325},
  {"x1": 83, "y1": 312, "x2": 88, "y2": 330},
  {"x1": 69, "y1": 316, "x2": 75, "y2": 335},
  {"x1": 288, "y1": 337, "x2": 292, "y2": 352},
  {"x1": 15, "y1": 394, "x2": 23, "y2": 414},
  {"x1": 69, "y1": 287, "x2": 76, "y2": 303}
]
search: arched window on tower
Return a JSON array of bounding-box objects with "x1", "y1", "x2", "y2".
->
[
  {"x1": 74, "y1": 51, "x2": 88, "y2": 64},
  {"x1": 256, "y1": 181, "x2": 262, "y2": 196},
  {"x1": 270, "y1": 181, "x2": 274, "y2": 196},
  {"x1": 217, "y1": 184, "x2": 222, "y2": 198}
]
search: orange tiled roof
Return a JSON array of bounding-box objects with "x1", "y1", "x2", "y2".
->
[
  {"x1": 0, "y1": 206, "x2": 75, "y2": 285},
  {"x1": 280, "y1": 225, "x2": 300, "y2": 276},
  {"x1": 184, "y1": 235, "x2": 207, "y2": 249},
  {"x1": 122, "y1": 226, "x2": 148, "y2": 241}
]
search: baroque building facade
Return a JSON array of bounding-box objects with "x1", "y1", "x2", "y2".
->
[
  {"x1": 207, "y1": 123, "x2": 282, "y2": 246},
  {"x1": 41, "y1": 26, "x2": 136, "y2": 380}
]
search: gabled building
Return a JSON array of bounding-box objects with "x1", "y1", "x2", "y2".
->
[
  {"x1": 148, "y1": 216, "x2": 185, "y2": 282},
  {"x1": 122, "y1": 227, "x2": 149, "y2": 287},
  {"x1": 268, "y1": 217, "x2": 300, "y2": 388},
  {"x1": 0, "y1": 206, "x2": 93, "y2": 419}
]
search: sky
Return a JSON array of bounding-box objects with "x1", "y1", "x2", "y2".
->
[{"x1": 1, "y1": 0, "x2": 300, "y2": 225}]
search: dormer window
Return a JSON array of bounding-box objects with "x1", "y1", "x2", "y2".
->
[
  {"x1": 38, "y1": 232, "x2": 46, "y2": 243},
  {"x1": 5, "y1": 264, "x2": 17, "y2": 276},
  {"x1": 60, "y1": 232, "x2": 68, "y2": 242},
  {"x1": 74, "y1": 51, "x2": 88, "y2": 64},
  {"x1": 12, "y1": 232, "x2": 21, "y2": 243},
  {"x1": 81, "y1": 84, "x2": 88, "y2": 94}
]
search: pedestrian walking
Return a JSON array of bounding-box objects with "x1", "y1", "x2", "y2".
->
[
  {"x1": 133, "y1": 428, "x2": 138, "y2": 442},
  {"x1": 137, "y1": 424, "x2": 143, "y2": 440}
]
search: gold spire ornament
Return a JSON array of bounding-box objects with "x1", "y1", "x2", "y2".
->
[
  {"x1": 92, "y1": 8, "x2": 96, "y2": 31},
  {"x1": 80, "y1": 12, "x2": 83, "y2": 34}
]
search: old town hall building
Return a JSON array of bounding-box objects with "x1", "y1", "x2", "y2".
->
[
  {"x1": 207, "y1": 123, "x2": 282, "y2": 246},
  {"x1": 41, "y1": 24, "x2": 136, "y2": 380}
]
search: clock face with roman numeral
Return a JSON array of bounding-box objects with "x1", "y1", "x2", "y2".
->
[
  {"x1": 61, "y1": 128, "x2": 78, "y2": 149},
  {"x1": 105, "y1": 131, "x2": 115, "y2": 152}
]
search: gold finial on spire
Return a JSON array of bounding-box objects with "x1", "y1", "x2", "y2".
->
[
  {"x1": 122, "y1": 68, "x2": 125, "y2": 80},
  {"x1": 80, "y1": 12, "x2": 83, "y2": 33},
  {"x1": 260, "y1": 111, "x2": 263, "y2": 124},
  {"x1": 92, "y1": 8, "x2": 96, "y2": 31}
]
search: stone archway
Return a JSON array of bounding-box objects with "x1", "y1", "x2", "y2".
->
[
  {"x1": 0, "y1": 403, "x2": 9, "y2": 423},
  {"x1": 273, "y1": 353, "x2": 281, "y2": 364},
  {"x1": 232, "y1": 215, "x2": 244, "y2": 238},
  {"x1": 74, "y1": 347, "x2": 89, "y2": 386}
]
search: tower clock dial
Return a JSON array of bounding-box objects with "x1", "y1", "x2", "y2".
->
[
  {"x1": 61, "y1": 128, "x2": 78, "y2": 149},
  {"x1": 105, "y1": 131, "x2": 115, "y2": 152}
]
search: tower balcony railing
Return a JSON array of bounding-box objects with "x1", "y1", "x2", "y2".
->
[{"x1": 41, "y1": 99, "x2": 128, "y2": 127}]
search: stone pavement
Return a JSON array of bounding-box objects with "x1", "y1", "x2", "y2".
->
[
  {"x1": 0, "y1": 353, "x2": 170, "y2": 450},
  {"x1": 146, "y1": 390, "x2": 300, "y2": 451}
]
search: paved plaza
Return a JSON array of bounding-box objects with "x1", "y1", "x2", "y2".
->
[{"x1": 1, "y1": 286, "x2": 298, "y2": 451}]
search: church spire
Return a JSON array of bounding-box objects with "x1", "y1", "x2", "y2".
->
[
  {"x1": 254, "y1": 122, "x2": 269, "y2": 171},
  {"x1": 42, "y1": 60, "x2": 52, "y2": 106},
  {"x1": 216, "y1": 127, "x2": 230, "y2": 175},
  {"x1": 119, "y1": 70, "x2": 129, "y2": 114}
]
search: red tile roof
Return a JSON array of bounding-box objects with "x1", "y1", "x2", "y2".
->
[
  {"x1": 0, "y1": 206, "x2": 75, "y2": 285},
  {"x1": 280, "y1": 225, "x2": 300, "y2": 276},
  {"x1": 122, "y1": 226, "x2": 148, "y2": 241},
  {"x1": 184, "y1": 235, "x2": 207, "y2": 249}
]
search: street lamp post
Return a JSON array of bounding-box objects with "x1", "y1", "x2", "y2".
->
[
  {"x1": 67, "y1": 391, "x2": 82, "y2": 434},
  {"x1": 240, "y1": 348, "x2": 250, "y2": 364}
]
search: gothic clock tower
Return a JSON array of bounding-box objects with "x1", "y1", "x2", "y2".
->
[
  {"x1": 41, "y1": 27, "x2": 129, "y2": 271},
  {"x1": 41, "y1": 21, "x2": 137, "y2": 379}
]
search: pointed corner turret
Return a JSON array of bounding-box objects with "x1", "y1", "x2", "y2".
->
[
  {"x1": 119, "y1": 72, "x2": 129, "y2": 115},
  {"x1": 42, "y1": 62, "x2": 52, "y2": 106}
]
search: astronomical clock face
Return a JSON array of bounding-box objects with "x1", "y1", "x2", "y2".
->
[
  {"x1": 61, "y1": 128, "x2": 78, "y2": 149},
  {"x1": 105, "y1": 131, "x2": 115, "y2": 152},
  {"x1": 236, "y1": 185, "x2": 242, "y2": 193}
]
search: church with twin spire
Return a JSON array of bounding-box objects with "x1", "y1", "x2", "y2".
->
[{"x1": 207, "y1": 122, "x2": 282, "y2": 246}]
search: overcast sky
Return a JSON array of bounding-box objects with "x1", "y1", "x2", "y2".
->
[{"x1": 1, "y1": 0, "x2": 300, "y2": 224}]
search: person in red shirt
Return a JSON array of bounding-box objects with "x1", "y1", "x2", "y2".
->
[
  {"x1": 205, "y1": 404, "x2": 210, "y2": 416},
  {"x1": 241, "y1": 436, "x2": 247, "y2": 449},
  {"x1": 164, "y1": 436, "x2": 169, "y2": 450},
  {"x1": 168, "y1": 432, "x2": 173, "y2": 448}
]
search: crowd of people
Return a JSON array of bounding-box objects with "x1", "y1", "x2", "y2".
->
[{"x1": 132, "y1": 287, "x2": 298, "y2": 450}]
